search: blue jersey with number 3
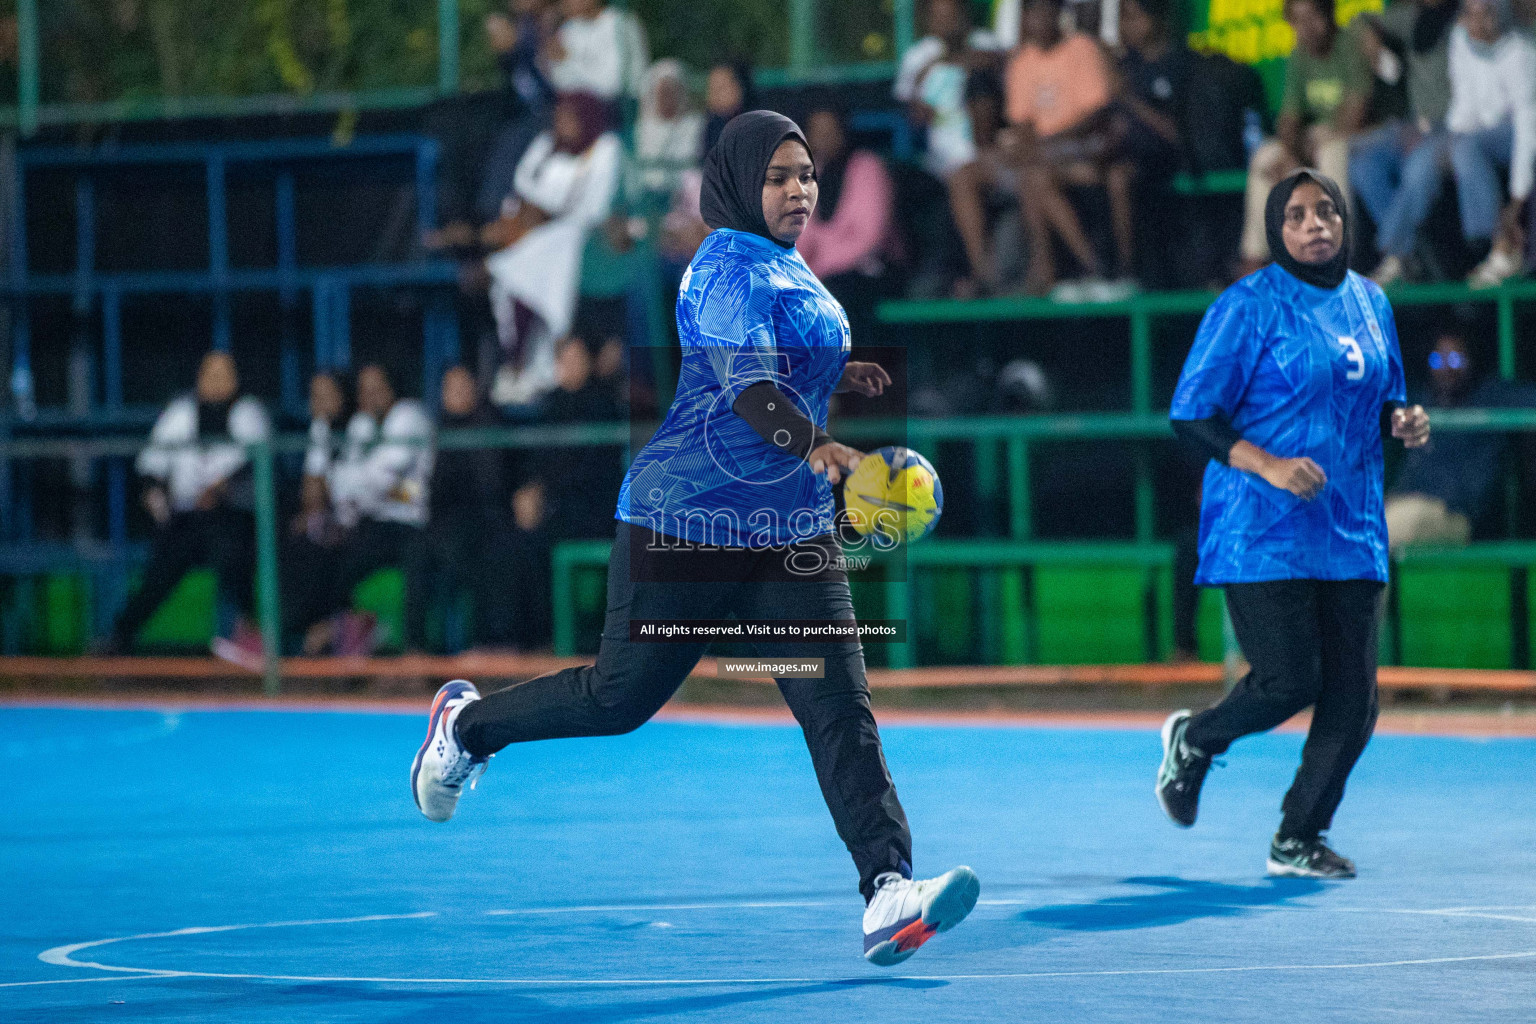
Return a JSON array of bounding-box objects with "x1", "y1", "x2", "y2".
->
[{"x1": 1170, "y1": 265, "x2": 1406, "y2": 585}]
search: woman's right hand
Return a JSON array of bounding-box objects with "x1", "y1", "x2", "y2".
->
[
  {"x1": 1260, "y1": 455, "x2": 1328, "y2": 501},
  {"x1": 808, "y1": 442, "x2": 864, "y2": 486}
]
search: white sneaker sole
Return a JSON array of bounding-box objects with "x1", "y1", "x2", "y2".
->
[
  {"x1": 1155, "y1": 710, "x2": 1193, "y2": 827},
  {"x1": 1266, "y1": 858, "x2": 1356, "y2": 879},
  {"x1": 864, "y1": 866, "x2": 981, "y2": 967}
]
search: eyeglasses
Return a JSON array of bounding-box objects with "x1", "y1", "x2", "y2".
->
[{"x1": 1428, "y1": 351, "x2": 1466, "y2": 370}]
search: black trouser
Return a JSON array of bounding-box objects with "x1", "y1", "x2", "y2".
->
[
  {"x1": 404, "y1": 508, "x2": 521, "y2": 651},
  {"x1": 113, "y1": 507, "x2": 255, "y2": 646},
  {"x1": 283, "y1": 519, "x2": 421, "y2": 638},
  {"x1": 455, "y1": 522, "x2": 913, "y2": 901},
  {"x1": 1185, "y1": 579, "x2": 1383, "y2": 841}
]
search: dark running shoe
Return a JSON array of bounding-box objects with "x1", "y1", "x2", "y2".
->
[
  {"x1": 1156, "y1": 709, "x2": 1213, "y2": 827},
  {"x1": 1267, "y1": 835, "x2": 1357, "y2": 879}
]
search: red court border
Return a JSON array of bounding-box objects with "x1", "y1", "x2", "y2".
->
[{"x1": 4, "y1": 694, "x2": 1535, "y2": 738}]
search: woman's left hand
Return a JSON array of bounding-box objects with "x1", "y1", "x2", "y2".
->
[
  {"x1": 1392, "y1": 405, "x2": 1430, "y2": 448},
  {"x1": 837, "y1": 362, "x2": 891, "y2": 397}
]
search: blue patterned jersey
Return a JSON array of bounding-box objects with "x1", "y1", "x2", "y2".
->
[
  {"x1": 616, "y1": 228, "x2": 851, "y2": 547},
  {"x1": 1170, "y1": 265, "x2": 1406, "y2": 585}
]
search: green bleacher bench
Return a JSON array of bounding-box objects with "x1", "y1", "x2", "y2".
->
[{"x1": 1394, "y1": 543, "x2": 1536, "y2": 670}]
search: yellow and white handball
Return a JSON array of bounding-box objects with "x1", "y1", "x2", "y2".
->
[{"x1": 842, "y1": 446, "x2": 944, "y2": 545}]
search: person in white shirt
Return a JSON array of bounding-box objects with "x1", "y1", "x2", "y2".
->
[
  {"x1": 543, "y1": 0, "x2": 648, "y2": 102},
  {"x1": 895, "y1": 0, "x2": 1005, "y2": 181},
  {"x1": 633, "y1": 59, "x2": 706, "y2": 200},
  {"x1": 1447, "y1": 0, "x2": 1536, "y2": 285},
  {"x1": 285, "y1": 363, "x2": 433, "y2": 654},
  {"x1": 484, "y1": 92, "x2": 623, "y2": 410},
  {"x1": 104, "y1": 351, "x2": 270, "y2": 657}
]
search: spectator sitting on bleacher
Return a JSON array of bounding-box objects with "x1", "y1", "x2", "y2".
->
[
  {"x1": 1238, "y1": 0, "x2": 1371, "y2": 276},
  {"x1": 796, "y1": 104, "x2": 901, "y2": 343},
  {"x1": 403, "y1": 366, "x2": 516, "y2": 653},
  {"x1": 295, "y1": 370, "x2": 352, "y2": 546},
  {"x1": 489, "y1": 0, "x2": 557, "y2": 119},
  {"x1": 543, "y1": 0, "x2": 648, "y2": 107},
  {"x1": 101, "y1": 351, "x2": 270, "y2": 663},
  {"x1": 703, "y1": 61, "x2": 755, "y2": 155},
  {"x1": 897, "y1": 0, "x2": 1006, "y2": 296},
  {"x1": 1000, "y1": 0, "x2": 1135, "y2": 299},
  {"x1": 484, "y1": 92, "x2": 623, "y2": 412},
  {"x1": 287, "y1": 363, "x2": 433, "y2": 656},
  {"x1": 896, "y1": 0, "x2": 1005, "y2": 184},
  {"x1": 1451, "y1": 0, "x2": 1536, "y2": 288},
  {"x1": 633, "y1": 59, "x2": 705, "y2": 202},
  {"x1": 1387, "y1": 330, "x2": 1536, "y2": 549},
  {"x1": 1114, "y1": 0, "x2": 1195, "y2": 281},
  {"x1": 280, "y1": 371, "x2": 352, "y2": 654},
  {"x1": 472, "y1": 0, "x2": 560, "y2": 234},
  {"x1": 486, "y1": 332, "x2": 624, "y2": 650},
  {"x1": 541, "y1": 332, "x2": 626, "y2": 539},
  {"x1": 942, "y1": 68, "x2": 1014, "y2": 296},
  {"x1": 1350, "y1": 0, "x2": 1455, "y2": 286}
]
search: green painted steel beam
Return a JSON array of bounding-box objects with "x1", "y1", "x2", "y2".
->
[
  {"x1": 439, "y1": 0, "x2": 460, "y2": 94},
  {"x1": 1006, "y1": 437, "x2": 1031, "y2": 540},
  {"x1": 1498, "y1": 292, "x2": 1517, "y2": 380},
  {"x1": 0, "y1": 88, "x2": 440, "y2": 130},
  {"x1": 880, "y1": 279, "x2": 1536, "y2": 326},
  {"x1": 790, "y1": 0, "x2": 818, "y2": 73},
  {"x1": 251, "y1": 441, "x2": 282, "y2": 695},
  {"x1": 8, "y1": 407, "x2": 1536, "y2": 462},
  {"x1": 17, "y1": 0, "x2": 38, "y2": 137},
  {"x1": 894, "y1": 0, "x2": 916, "y2": 60},
  {"x1": 753, "y1": 61, "x2": 898, "y2": 88}
]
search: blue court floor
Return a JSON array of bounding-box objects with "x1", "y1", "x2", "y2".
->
[{"x1": 3, "y1": 704, "x2": 1535, "y2": 1023}]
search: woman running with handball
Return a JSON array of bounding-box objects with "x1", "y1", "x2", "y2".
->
[
  {"x1": 1157, "y1": 169, "x2": 1430, "y2": 878},
  {"x1": 411, "y1": 110, "x2": 979, "y2": 964}
]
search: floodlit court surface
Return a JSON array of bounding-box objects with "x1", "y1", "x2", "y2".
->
[{"x1": 4, "y1": 702, "x2": 1535, "y2": 1022}]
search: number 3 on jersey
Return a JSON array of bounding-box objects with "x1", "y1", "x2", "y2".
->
[{"x1": 1337, "y1": 336, "x2": 1365, "y2": 381}]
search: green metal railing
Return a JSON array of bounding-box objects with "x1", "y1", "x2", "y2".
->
[
  {"x1": 879, "y1": 277, "x2": 1536, "y2": 549},
  {"x1": 7, "y1": 406, "x2": 1536, "y2": 690}
]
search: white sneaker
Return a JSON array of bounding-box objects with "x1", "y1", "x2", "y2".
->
[
  {"x1": 862, "y1": 866, "x2": 980, "y2": 966},
  {"x1": 1469, "y1": 247, "x2": 1522, "y2": 290},
  {"x1": 411, "y1": 680, "x2": 487, "y2": 822}
]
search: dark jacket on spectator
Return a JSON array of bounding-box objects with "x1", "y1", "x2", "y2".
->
[
  {"x1": 1393, "y1": 378, "x2": 1536, "y2": 523},
  {"x1": 430, "y1": 407, "x2": 512, "y2": 516}
]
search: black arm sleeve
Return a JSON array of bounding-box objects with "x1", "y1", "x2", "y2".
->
[
  {"x1": 731, "y1": 381, "x2": 835, "y2": 460},
  {"x1": 1171, "y1": 415, "x2": 1243, "y2": 466},
  {"x1": 1381, "y1": 400, "x2": 1404, "y2": 438}
]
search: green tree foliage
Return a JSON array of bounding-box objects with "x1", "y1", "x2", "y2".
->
[
  {"x1": 627, "y1": 0, "x2": 788, "y2": 72},
  {"x1": 32, "y1": 0, "x2": 504, "y2": 104},
  {"x1": 21, "y1": 0, "x2": 890, "y2": 107}
]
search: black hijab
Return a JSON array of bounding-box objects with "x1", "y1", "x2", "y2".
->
[
  {"x1": 699, "y1": 110, "x2": 811, "y2": 249},
  {"x1": 1265, "y1": 168, "x2": 1351, "y2": 290}
]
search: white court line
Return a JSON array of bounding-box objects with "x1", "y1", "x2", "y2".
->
[
  {"x1": 37, "y1": 913, "x2": 436, "y2": 974},
  {"x1": 23, "y1": 903, "x2": 1536, "y2": 989},
  {"x1": 0, "y1": 974, "x2": 172, "y2": 989},
  {"x1": 484, "y1": 900, "x2": 843, "y2": 916}
]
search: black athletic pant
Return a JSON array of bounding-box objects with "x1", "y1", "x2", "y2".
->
[
  {"x1": 114, "y1": 507, "x2": 255, "y2": 646},
  {"x1": 455, "y1": 522, "x2": 913, "y2": 901},
  {"x1": 1185, "y1": 579, "x2": 1383, "y2": 841}
]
